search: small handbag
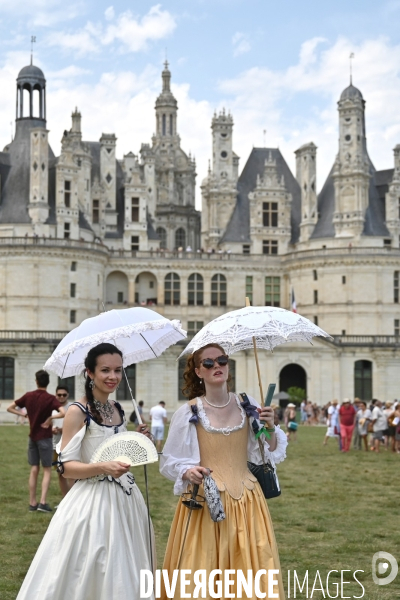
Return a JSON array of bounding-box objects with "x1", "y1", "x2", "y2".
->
[
  {"x1": 248, "y1": 438, "x2": 281, "y2": 499},
  {"x1": 240, "y1": 393, "x2": 281, "y2": 499}
]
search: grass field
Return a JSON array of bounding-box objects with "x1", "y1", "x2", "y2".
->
[{"x1": 0, "y1": 424, "x2": 399, "y2": 599}]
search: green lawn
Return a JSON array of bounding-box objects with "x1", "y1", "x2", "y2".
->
[{"x1": 0, "y1": 425, "x2": 399, "y2": 599}]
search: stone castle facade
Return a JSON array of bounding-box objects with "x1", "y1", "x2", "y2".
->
[{"x1": 0, "y1": 62, "x2": 399, "y2": 413}]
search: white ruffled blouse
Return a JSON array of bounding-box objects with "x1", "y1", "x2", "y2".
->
[{"x1": 160, "y1": 394, "x2": 287, "y2": 495}]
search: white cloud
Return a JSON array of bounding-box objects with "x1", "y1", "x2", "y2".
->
[
  {"x1": 219, "y1": 36, "x2": 400, "y2": 189},
  {"x1": 0, "y1": 0, "x2": 83, "y2": 27},
  {"x1": 46, "y1": 5, "x2": 176, "y2": 55},
  {"x1": 232, "y1": 32, "x2": 251, "y2": 57}
]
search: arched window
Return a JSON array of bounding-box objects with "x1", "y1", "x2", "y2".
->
[
  {"x1": 106, "y1": 271, "x2": 129, "y2": 305},
  {"x1": 169, "y1": 114, "x2": 173, "y2": 135},
  {"x1": 211, "y1": 273, "x2": 227, "y2": 306},
  {"x1": 0, "y1": 357, "x2": 14, "y2": 399},
  {"x1": 175, "y1": 228, "x2": 186, "y2": 249},
  {"x1": 165, "y1": 273, "x2": 180, "y2": 305},
  {"x1": 162, "y1": 114, "x2": 166, "y2": 136},
  {"x1": 354, "y1": 360, "x2": 372, "y2": 400},
  {"x1": 188, "y1": 273, "x2": 204, "y2": 306},
  {"x1": 117, "y1": 365, "x2": 136, "y2": 400},
  {"x1": 156, "y1": 227, "x2": 167, "y2": 249}
]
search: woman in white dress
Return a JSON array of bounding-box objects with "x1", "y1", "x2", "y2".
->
[
  {"x1": 17, "y1": 343, "x2": 154, "y2": 600},
  {"x1": 323, "y1": 399, "x2": 339, "y2": 446}
]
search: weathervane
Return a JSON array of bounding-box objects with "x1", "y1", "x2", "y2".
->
[
  {"x1": 349, "y1": 52, "x2": 355, "y2": 84},
  {"x1": 31, "y1": 36, "x2": 36, "y2": 65}
]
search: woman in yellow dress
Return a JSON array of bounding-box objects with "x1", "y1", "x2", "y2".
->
[{"x1": 160, "y1": 343, "x2": 287, "y2": 599}]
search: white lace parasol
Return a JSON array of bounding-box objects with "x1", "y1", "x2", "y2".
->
[
  {"x1": 90, "y1": 432, "x2": 158, "y2": 467},
  {"x1": 179, "y1": 305, "x2": 332, "y2": 357},
  {"x1": 44, "y1": 307, "x2": 186, "y2": 378}
]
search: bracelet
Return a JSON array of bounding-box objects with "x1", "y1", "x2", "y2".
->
[{"x1": 265, "y1": 426, "x2": 276, "y2": 432}]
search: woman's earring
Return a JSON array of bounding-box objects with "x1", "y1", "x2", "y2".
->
[
  {"x1": 199, "y1": 379, "x2": 203, "y2": 385},
  {"x1": 89, "y1": 379, "x2": 95, "y2": 390}
]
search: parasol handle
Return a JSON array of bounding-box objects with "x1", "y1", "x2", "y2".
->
[
  {"x1": 122, "y1": 367, "x2": 143, "y2": 425},
  {"x1": 245, "y1": 297, "x2": 264, "y2": 406}
]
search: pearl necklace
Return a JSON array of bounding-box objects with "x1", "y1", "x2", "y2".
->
[
  {"x1": 93, "y1": 397, "x2": 114, "y2": 423},
  {"x1": 203, "y1": 393, "x2": 231, "y2": 409}
]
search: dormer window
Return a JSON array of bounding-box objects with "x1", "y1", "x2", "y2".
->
[{"x1": 263, "y1": 202, "x2": 278, "y2": 227}]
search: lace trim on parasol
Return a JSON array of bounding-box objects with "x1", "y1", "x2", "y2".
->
[
  {"x1": 56, "y1": 319, "x2": 185, "y2": 357},
  {"x1": 196, "y1": 395, "x2": 246, "y2": 434}
]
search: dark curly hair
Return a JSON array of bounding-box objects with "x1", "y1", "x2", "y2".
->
[
  {"x1": 84, "y1": 343, "x2": 123, "y2": 424},
  {"x1": 182, "y1": 343, "x2": 231, "y2": 400}
]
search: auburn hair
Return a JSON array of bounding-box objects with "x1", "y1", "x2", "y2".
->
[{"x1": 182, "y1": 343, "x2": 231, "y2": 400}]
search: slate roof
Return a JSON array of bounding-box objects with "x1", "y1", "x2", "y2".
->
[
  {"x1": 221, "y1": 147, "x2": 301, "y2": 244},
  {"x1": 312, "y1": 158, "x2": 391, "y2": 239},
  {"x1": 0, "y1": 119, "x2": 55, "y2": 224}
]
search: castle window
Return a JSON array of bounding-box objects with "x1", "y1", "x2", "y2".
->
[
  {"x1": 64, "y1": 180, "x2": 71, "y2": 207},
  {"x1": 220, "y1": 151, "x2": 228, "y2": 158},
  {"x1": 156, "y1": 227, "x2": 167, "y2": 249},
  {"x1": 314, "y1": 316, "x2": 318, "y2": 326},
  {"x1": 70, "y1": 310, "x2": 76, "y2": 324},
  {"x1": 394, "y1": 271, "x2": 399, "y2": 303},
  {"x1": 345, "y1": 135, "x2": 351, "y2": 142},
  {"x1": 0, "y1": 357, "x2": 14, "y2": 399},
  {"x1": 162, "y1": 114, "x2": 166, "y2": 136},
  {"x1": 262, "y1": 240, "x2": 278, "y2": 255},
  {"x1": 242, "y1": 244, "x2": 250, "y2": 254},
  {"x1": 117, "y1": 292, "x2": 124, "y2": 303},
  {"x1": 187, "y1": 321, "x2": 204, "y2": 336},
  {"x1": 313, "y1": 270, "x2": 318, "y2": 281},
  {"x1": 70, "y1": 283, "x2": 76, "y2": 298},
  {"x1": 165, "y1": 273, "x2": 180, "y2": 305},
  {"x1": 246, "y1": 276, "x2": 253, "y2": 305},
  {"x1": 71, "y1": 261, "x2": 77, "y2": 271},
  {"x1": 169, "y1": 115, "x2": 173, "y2": 135},
  {"x1": 93, "y1": 199, "x2": 99, "y2": 224},
  {"x1": 131, "y1": 197, "x2": 139, "y2": 222},
  {"x1": 265, "y1": 277, "x2": 280, "y2": 307},
  {"x1": 342, "y1": 276, "x2": 346, "y2": 284},
  {"x1": 131, "y1": 236, "x2": 139, "y2": 252},
  {"x1": 384, "y1": 238, "x2": 392, "y2": 247},
  {"x1": 398, "y1": 198, "x2": 400, "y2": 219},
  {"x1": 188, "y1": 273, "x2": 204, "y2": 306},
  {"x1": 314, "y1": 290, "x2": 318, "y2": 304},
  {"x1": 395, "y1": 319, "x2": 400, "y2": 336},
  {"x1": 354, "y1": 360, "x2": 372, "y2": 400},
  {"x1": 211, "y1": 274, "x2": 227, "y2": 307},
  {"x1": 263, "y1": 202, "x2": 278, "y2": 227},
  {"x1": 64, "y1": 223, "x2": 70, "y2": 239},
  {"x1": 175, "y1": 228, "x2": 186, "y2": 249},
  {"x1": 117, "y1": 365, "x2": 136, "y2": 400}
]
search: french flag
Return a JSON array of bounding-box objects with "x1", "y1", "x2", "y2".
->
[{"x1": 291, "y1": 287, "x2": 297, "y2": 313}]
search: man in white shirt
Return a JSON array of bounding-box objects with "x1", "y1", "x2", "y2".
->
[
  {"x1": 52, "y1": 385, "x2": 73, "y2": 499},
  {"x1": 371, "y1": 399, "x2": 387, "y2": 453},
  {"x1": 149, "y1": 401, "x2": 168, "y2": 452}
]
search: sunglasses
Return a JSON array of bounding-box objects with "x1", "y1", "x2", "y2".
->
[
  {"x1": 200, "y1": 355, "x2": 229, "y2": 369},
  {"x1": 57, "y1": 393, "x2": 68, "y2": 398}
]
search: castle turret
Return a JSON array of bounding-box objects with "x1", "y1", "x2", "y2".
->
[{"x1": 295, "y1": 142, "x2": 318, "y2": 242}]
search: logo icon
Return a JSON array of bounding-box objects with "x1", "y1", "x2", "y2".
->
[{"x1": 372, "y1": 552, "x2": 398, "y2": 586}]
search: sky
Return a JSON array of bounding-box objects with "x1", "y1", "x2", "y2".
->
[{"x1": 1, "y1": 0, "x2": 400, "y2": 207}]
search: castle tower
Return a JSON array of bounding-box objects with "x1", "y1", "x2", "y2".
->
[
  {"x1": 385, "y1": 144, "x2": 400, "y2": 247},
  {"x1": 154, "y1": 61, "x2": 178, "y2": 139},
  {"x1": 201, "y1": 110, "x2": 239, "y2": 249},
  {"x1": 295, "y1": 142, "x2": 317, "y2": 242},
  {"x1": 332, "y1": 83, "x2": 370, "y2": 238}
]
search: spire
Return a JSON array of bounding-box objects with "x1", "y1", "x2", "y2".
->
[
  {"x1": 162, "y1": 60, "x2": 171, "y2": 93},
  {"x1": 349, "y1": 52, "x2": 354, "y2": 85}
]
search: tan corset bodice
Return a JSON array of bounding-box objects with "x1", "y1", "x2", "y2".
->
[{"x1": 189, "y1": 399, "x2": 257, "y2": 499}]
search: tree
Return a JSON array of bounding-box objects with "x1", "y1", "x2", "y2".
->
[{"x1": 287, "y1": 386, "x2": 306, "y2": 405}]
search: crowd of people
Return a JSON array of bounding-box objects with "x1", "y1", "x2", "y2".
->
[{"x1": 322, "y1": 397, "x2": 400, "y2": 453}]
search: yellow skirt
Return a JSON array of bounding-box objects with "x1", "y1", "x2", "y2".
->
[{"x1": 161, "y1": 483, "x2": 285, "y2": 600}]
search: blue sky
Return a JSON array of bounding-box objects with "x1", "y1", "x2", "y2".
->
[{"x1": 1, "y1": 0, "x2": 400, "y2": 205}]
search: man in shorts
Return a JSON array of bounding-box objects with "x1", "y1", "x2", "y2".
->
[
  {"x1": 7, "y1": 370, "x2": 65, "y2": 512},
  {"x1": 371, "y1": 399, "x2": 387, "y2": 453},
  {"x1": 149, "y1": 400, "x2": 167, "y2": 453}
]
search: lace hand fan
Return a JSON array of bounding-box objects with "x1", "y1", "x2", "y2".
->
[{"x1": 90, "y1": 432, "x2": 158, "y2": 467}]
